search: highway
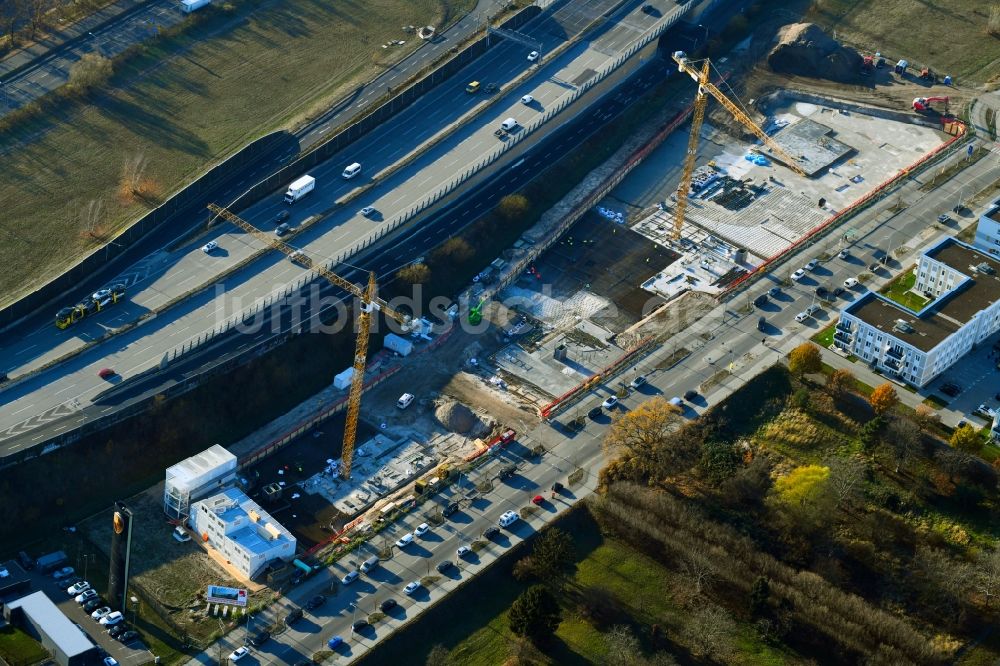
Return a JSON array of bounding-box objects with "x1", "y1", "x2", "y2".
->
[
  {"x1": 0, "y1": 55, "x2": 673, "y2": 454},
  {"x1": 0, "y1": 0, "x2": 689, "y2": 450},
  {"x1": 179, "y1": 126, "x2": 1000, "y2": 666}
]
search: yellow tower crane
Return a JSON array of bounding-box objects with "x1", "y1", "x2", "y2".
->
[
  {"x1": 669, "y1": 51, "x2": 807, "y2": 240},
  {"x1": 207, "y1": 203, "x2": 410, "y2": 479}
]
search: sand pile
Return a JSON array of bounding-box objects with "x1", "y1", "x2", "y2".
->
[
  {"x1": 768, "y1": 23, "x2": 862, "y2": 83},
  {"x1": 434, "y1": 399, "x2": 492, "y2": 436}
]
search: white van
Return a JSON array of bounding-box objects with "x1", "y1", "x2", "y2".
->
[
  {"x1": 498, "y1": 510, "x2": 520, "y2": 528},
  {"x1": 795, "y1": 311, "x2": 810, "y2": 323},
  {"x1": 500, "y1": 117, "x2": 518, "y2": 131},
  {"x1": 360, "y1": 555, "x2": 380, "y2": 574},
  {"x1": 342, "y1": 162, "x2": 362, "y2": 179},
  {"x1": 396, "y1": 393, "x2": 415, "y2": 409}
]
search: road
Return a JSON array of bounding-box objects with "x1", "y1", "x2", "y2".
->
[
  {"x1": 0, "y1": 0, "x2": 689, "y2": 451},
  {"x1": 174, "y1": 113, "x2": 1000, "y2": 665}
]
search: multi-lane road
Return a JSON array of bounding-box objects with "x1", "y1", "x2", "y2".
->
[
  {"x1": 0, "y1": 0, "x2": 690, "y2": 452},
  {"x1": 180, "y1": 118, "x2": 1000, "y2": 664}
]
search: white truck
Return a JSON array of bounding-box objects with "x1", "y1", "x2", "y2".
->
[
  {"x1": 181, "y1": 0, "x2": 211, "y2": 13},
  {"x1": 284, "y1": 175, "x2": 315, "y2": 204}
]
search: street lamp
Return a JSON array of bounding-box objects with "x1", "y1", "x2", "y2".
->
[
  {"x1": 698, "y1": 24, "x2": 709, "y2": 48},
  {"x1": 130, "y1": 595, "x2": 139, "y2": 625}
]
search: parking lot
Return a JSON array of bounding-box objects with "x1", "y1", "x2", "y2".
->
[
  {"x1": 928, "y1": 332, "x2": 1000, "y2": 426},
  {"x1": 30, "y1": 566, "x2": 152, "y2": 665}
]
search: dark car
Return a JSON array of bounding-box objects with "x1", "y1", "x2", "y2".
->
[
  {"x1": 436, "y1": 560, "x2": 454, "y2": 573},
  {"x1": 98, "y1": 368, "x2": 116, "y2": 380},
  {"x1": 379, "y1": 598, "x2": 397, "y2": 613},
  {"x1": 815, "y1": 286, "x2": 829, "y2": 298},
  {"x1": 248, "y1": 631, "x2": 270, "y2": 648},
  {"x1": 443, "y1": 501, "x2": 459, "y2": 517},
  {"x1": 17, "y1": 551, "x2": 33, "y2": 570},
  {"x1": 483, "y1": 526, "x2": 500, "y2": 540},
  {"x1": 833, "y1": 287, "x2": 846, "y2": 297},
  {"x1": 641, "y1": 3, "x2": 657, "y2": 14},
  {"x1": 117, "y1": 630, "x2": 140, "y2": 644},
  {"x1": 83, "y1": 598, "x2": 103, "y2": 613},
  {"x1": 0, "y1": 372, "x2": 8, "y2": 384},
  {"x1": 587, "y1": 406, "x2": 602, "y2": 419},
  {"x1": 757, "y1": 316, "x2": 766, "y2": 332},
  {"x1": 753, "y1": 294, "x2": 768, "y2": 307},
  {"x1": 768, "y1": 287, "x2": 781, "y2": 298},
  {"x1": 352, "y1": 619, "x2": 369, "y2": 633},
  {"x1": 551, "y1": 481, "x2": 564, "y2": 493},
  {"x1": 498, "y1": 464, "x2": 516, "y2": 480},
  {"x1": 683, "y1": 390, "x2": 699, "y2": 402},
  {"x1": 306, "y1": 595, "x2": 326, "y2": 610},
  {"x1": 941, "y1": 383, "x2": 961, "y2": 397},
  {"x1": 108, "y1": 624, "x2": 128, "y2": 639},
  {"x1": 274, "y1": 223, "x2": 290, "y2": 237},
  {"x1": 274, "y1": 210, "x2": 290, "y2": 224},
  {"x1": 284, "y1": 607, "x2": 303, "y2": 624}
]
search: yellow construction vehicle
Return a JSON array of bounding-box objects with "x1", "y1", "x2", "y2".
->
[
  {"x1": 669, "y1": 51, "x2": 806, "y2": 241},
  {"x1": 207, "y1": 204, "x2": 410, "y2": 479}
]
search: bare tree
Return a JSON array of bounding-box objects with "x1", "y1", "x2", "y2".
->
[
  {"x1": 914, "y1": 546, "x2": 972, "y2": 617},
  {"x1": 680, "y1": 548, "x2": 715, "y2": 596},
  {"x1": 604, "y1": 625, "x2": 641, "y2": 666},
  {"x1": 681, "y1": 603, "x2": 735, "y2": 660},
  {"x1": 975, "y1": 548, "x2": 1000, "y2": 609},
  {"x1": 882, "y1": 416, "x2": 922, "y2": 473},
  {"x1": 826, "y1": 456, "x2": 867, "y2": 507},
  {"x1": 79, "y1": 198, "x2": 105, "y2": 239},
  {"x1": 121, "y1": 152, "x2": 149, "y2": 196},
  {"x1": 425, "y1": 644, "x2": 452, "y2": 666},
  {"x1": 935, "y1": 448, "x2": 972, "y2": 483}
]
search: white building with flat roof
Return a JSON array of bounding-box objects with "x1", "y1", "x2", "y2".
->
[
  {"x1": 189, "y1": 487, "x2": 296, "y2": 579},
  {"x1": 974, "y1": 203, "x2": 1000, "y2": 258},
  {"x1": 164, "y1": 444, "x2": 238, "y2": 520},
  {"x1": 834, "y1": 237, "x2": 1000, "y2": 387}
]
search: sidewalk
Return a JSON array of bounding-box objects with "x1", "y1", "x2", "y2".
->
[{"x1": 0, "y1": 0, "x2": 156, "y2": 78}]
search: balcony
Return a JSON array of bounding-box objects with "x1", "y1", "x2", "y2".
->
[
  {"x1": 886, "y1": 347, "x2": 903, "y2": 360},
  {"x1": 835, "y1": 320, "x2": 853, "y2": 332},
  {"x1": 834, "y1": 329, "x2": 852, "y2": 343}
]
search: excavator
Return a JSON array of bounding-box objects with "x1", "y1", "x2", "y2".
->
[{"x1": 912, "y1": 96, "x2": 949, "y2": 113}]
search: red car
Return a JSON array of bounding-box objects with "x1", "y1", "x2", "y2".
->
[
  {"x1": 98, "y1": 368, "x2": 115, "y2": 380},
  {"x1": 498, "y1": 429, "x2": 516, "y2": 445},
  {"x1": 531, "y1": 495, "x2": 544, "y2": 506}
]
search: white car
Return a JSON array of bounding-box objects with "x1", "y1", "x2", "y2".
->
[
  {"x1": 396, "y1": 393, "x2": 415, "y2": 409},
  {"x1": 360, "y1": 206, "x2": 376, "y2": 218},
  {"x1": 457, "y1": 545, "x2": 472, "y2": 558},
  {"x1": 499, "y1": 510, "x2": 520, "y2": 528},
  {"x1": 843, "y1": 277, "x2": 859, "y2": 288},
  {"x1": 838, "y1": 249, "x2": 850, "y2": 259},
  {"x1": 602, "y1": 396, "x2": 619, "y2": 410},
  {"x1": 791, "y1": 269, "x2": 806, "y2": 281},
  {"x1": 229, "y1": 646, "x2": 250, "y2": 662},
  {"x1": 520, "y1": 94, "x2": 534, "y2": 105},
  {"x1": 75, "y1": 589, "x2": 98, "y2": 604},
  {"x1": 91, "y1": 606, "x2": 113, "y2": 621},
  {"x1": 104, "y1": 657, "x2": 120, "y2": 666},
  {"x1": 172, "y1": 525, "x2": 191, "y2": 542},
  {"x1": 805, "y1": 259, "x2": 818, "y2": 271},
  {"x1": 527, "y1": 50, "x2": 539, "y2": 62},
  {"x1": 100, "y1": 611, "x2": 124, "y2": 626},
  {"x1": 341, "y1": 571, "x2": 359, "y2": 585},
  {"x1": 414, "y1": 523, "x2": 430, "y2": 537},
  {"x1": 794, "y1": 311, "x2": 811, "y2": 323},
  {"x1": 67, "y1": 581, "x2": 91, "y2": 596},
  {"x1": 202, "y1": 240, "x2": 218, "y2": 253},
  {"x1": 395, "y1": 533, "x2": 414, "y2": 548},
  {"x1": 404, "y1": 581, "x2": 421, "y2": 596}
]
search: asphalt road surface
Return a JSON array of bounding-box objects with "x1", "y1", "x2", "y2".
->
[{"x1": 0, "y1": 0, "x2": 687, "y2": 451}]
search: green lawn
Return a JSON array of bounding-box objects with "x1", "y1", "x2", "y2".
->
[
  {"x1": 879, "y1": 268, "x2": 929, "y2": 311},
  {"x1": 0, "y1": 0, "x2": 474, "y2": 306},
  {"x1": 0, "y1": 626, "x2": 49, "y2": 665},
  {"x1": 804, "y1": 0, "x2": 1000, "y2": 82},
  {"x1": 810, "y1": 322, "x2": 836, "y2": 347}
]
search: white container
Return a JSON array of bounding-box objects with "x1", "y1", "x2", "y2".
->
[
  {"x1": 334, "y1": 367, "x2": 355, "y2": 389},
  {"x1": 181, "y1": 0, "x2": 210, "y2": 13},
  {"x1": 384, "y1": 333, "x2": 413, "y2": 356}
]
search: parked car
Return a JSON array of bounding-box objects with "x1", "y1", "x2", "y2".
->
[
  {"x1": 414, "y1": 522, "x2": 430, "y2": 537},
  {"x1": 457, "y1": 545, "x2": 472, "y2": 558},
  {"x1": 587, "y1": 406, "x2": 603, "y2": 419},
  {"x1": 833, "y1": 287, "x2": 846, "y2": 297},
  {"x1": 17, "y1": 551, "x2": 34, "y2": 570},
  {"x1": 531, "y1": 495, "x2": 545, "y2": 506},
  {"x1": 52, "y1": 567, "x2": 76, "y2": 580},
  {"x1": 757, "y1": 316, "x2": 766, "y2": 331},
  {"x1": 99, "y1": 611, "x2": 124, "y2": 626},
  {"x1": 352, "y1": 619, "x2": 369, "y2": 633},
  {"x1": 753, "y1": 294, "x2": 768, "y2": 307},
  {"x1": 341, "y1": 571, "x2": 359, "y2": 586},
  {"x1": 306, "y1": 595, "x2": 326, "y2": 610},
  {"x1": 937, "y1": 213, "x2": 950, "y2": 223},
  {"x1": 104, "y1": 657, "x2": 120, "y2": 666},
  {"x1": 843, "y1": 277, "x2": 860, "y2": 288},
  {"x1": 379, "y1": 599, "x2": 397, "y2": 613},
  {"x1": 602, "y1": 396, "x2": 619, "y2": 409},
  {"x1": 172, "y1": 525, "x2": 191, "y2": 542},
  {"x1": 116, "y1": 631, "x2": 140, "y2": 644},
  {"x1": 91, "y1": 607, "x2": 113, "y2": 622},
  {"x1": 499, "y1": 510, "x2": 520, "y2": 527},
  {"x1": 483, "y1": 526, "x2": 500, "y2": 540},
  {"x1": 229, "y1": 647, "x2": 250, "y2": 662},
  {"x1": 816, "y1": 286, "x2": 829, "y2": 298},
  {"x1": 551, "y1": 481, "x2": 564, "y2": 493},
  {"x1": 108, "y1": 624, "x2": 128, "y2": 639},
  {"x1": 768, "y1": 287, "x2": 781, "y2": 298},
  {"x1": 791, "y1": 269, "x2": 806, "y2": 281},
  {"x1": 76, "y1": 589, "x2": 98, "y2": 604},
  {"x1": 395, "y1": 533, "x2": 414, "y2": 548},
  {"x1": 404, "y1": 581, "x2": 421, "y2": 596},
  {"x1": 248, "y1": 631, "x2": 270, "y2": 648},
  {"x1": 443, "y1": 501, "x2": 460, "y2": 517},
  {"x1": 436, "y1": 560, "x2": 454, "y2": 573},
  {"x1": 327, "y1": 636, "x2": 344, "y2": 649},
  {"x1": 67, "y1": 581, "x2": 91, "y2": 596},
  {"x1": 683, "y1": 390, "x2": 699, "y2": 402},
  {"x1": 83, "y1": 598, "x2": 104, "y2": 613},
  {"x1": 838, "y1": 249, "x2": 850, "y2": 259},
  {"x1": 629, "y1": 375, "x2": 647, "y2": 388},
  {"x1": 805, "y1": 259, "x2": 818, "y2": 271}
]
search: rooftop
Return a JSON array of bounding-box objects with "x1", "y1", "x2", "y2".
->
[
  {"x1": 0, "y1": 561, "x2": 31, "y2": 599},
  {"x1": 198, "y1": 487, "x2": 295, "y2": 557},
  {"x1": 985, "y1": 205, "x2": 1000, "y2": 224},
  {"x1": 845, "y1": 238, "x2": 1000, "y2": 352},
  {"x1": 769, "y1": 117, "x2": 855, "y2": 177},
  {"x1": 5, "y1": 591, "x2": 95, "y2": 658},
  {"x1": 166, "y1": 444, "x2": 237, "y2": 488}
]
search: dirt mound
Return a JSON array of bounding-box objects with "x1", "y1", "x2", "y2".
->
[
  {"x1": 434, "y1": 399, "x2": 491, "y2": 436},
  {"x1": 768, "y1": 23, "x2": 862, "y2": 83}
]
